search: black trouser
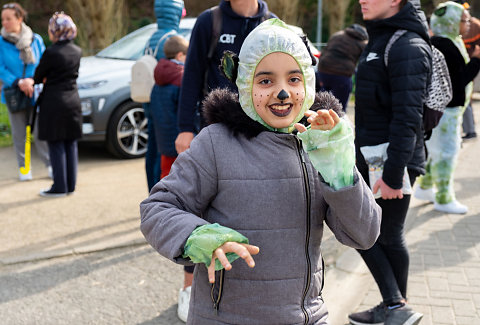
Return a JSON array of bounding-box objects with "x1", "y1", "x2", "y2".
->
[
  {"x1": 48, "y1": 139, "x2": 78, "y2": 193},
  {"x1": 357, "y1": 155, "x2": 418, "y2": 305}
]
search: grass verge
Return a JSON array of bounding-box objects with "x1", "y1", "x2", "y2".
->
[{"x1": 0, "y1": 103, "x2": 12, "y2": 147}]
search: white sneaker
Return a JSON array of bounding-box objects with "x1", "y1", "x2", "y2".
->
[
  {"x1": 434, "y1": 200, "x2": 468, "y2": 214},
  {"x1": 47, "y1": 166, "x2": 53, "y2": 179},
  {"x1": 19, "y1": 170, "x2": 32, "y2": 181},
  {"x1": 177, "y1": 286, "x2": 191, "y2": 323},
  {"x1": 414, "y1": 186, "x2": 435, "y2": 203}
]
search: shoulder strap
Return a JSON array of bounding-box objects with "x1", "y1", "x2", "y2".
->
[
  {"x1": 202, "y1": 6, "x2": 222, "y2": 97},
  {"x1": 22, "y1": 64, "x2": 27, "y2": 78},
  {"x1": 208, "y1": 6, "x2": 222, "y2": 60},
  {"x1": 384, "y1": 29, "x2": 408, "y2": 66},
  {"x1": 152, "y1": 30, "x2": 176, "y2": 57},
  {"x1": 145, "y1": 30, "x2": 175, "y2": 57}
]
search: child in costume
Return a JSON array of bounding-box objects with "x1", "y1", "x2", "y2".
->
[
  {"x1": 140, "y1": 19, "x2": 381, "y2": 324},
  {"x1": 415, "y1": 1, "x2": 480, "y2": 214}
]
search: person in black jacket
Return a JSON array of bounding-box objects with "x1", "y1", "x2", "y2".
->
[
  {"x1": 30, "y1": 12, "x2": 82, "y2": 197},
  {"x1": 348, "y1": 0, "x2": 431, "y2": 324},
  {"x1": 415, "y1": 1, "x2": 480, "y2": 214},
  {"x1": 174, "y1": 0, "x2": 275, "y2": 154}
]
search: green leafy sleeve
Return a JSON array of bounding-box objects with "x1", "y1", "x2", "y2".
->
[
  {"x1": 182, "y1": 223, "x2": 249, "y2": 271},
  {"x1": 297, "y1": 118, "x2": 355, "y2": 190}
]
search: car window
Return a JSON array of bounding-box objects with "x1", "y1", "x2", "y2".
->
[
  {"x1": 95, "y1": 21, "x2": 194, "y2": 61},
  {"x1": 96, "y1": 25, "x2": 156, "y2": 60}
]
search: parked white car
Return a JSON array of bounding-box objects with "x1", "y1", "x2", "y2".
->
[{"x1": 78, "y1": 18, "x2": 195, "y2": 158}]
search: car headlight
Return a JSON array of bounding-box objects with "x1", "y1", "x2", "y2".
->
[
  {"x1": 81, "y1": 99, "x2": 93, "y2": 116},
  {"x1": 78, "y1": 80, "x2": 107, "y2": 89}
]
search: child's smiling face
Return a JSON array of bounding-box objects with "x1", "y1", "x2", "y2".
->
[{"x1": 252, "y1": 52, "x2": 305, "y2": 129}]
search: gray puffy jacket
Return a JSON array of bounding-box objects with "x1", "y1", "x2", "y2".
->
[{"x1": 140, "y1": 90, "x2": 381, "y2": 324}]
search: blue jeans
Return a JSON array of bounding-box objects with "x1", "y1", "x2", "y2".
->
[{"x1": 144, "y1": 102, "x2": 160, "y2": 192}]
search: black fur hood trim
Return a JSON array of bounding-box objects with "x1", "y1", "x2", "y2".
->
[{"x1": 202, "y1": 88, "x2": 344, "y2": 138}]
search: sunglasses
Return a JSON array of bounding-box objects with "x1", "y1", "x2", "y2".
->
[{"x1": 2, "y1": 3, "x2": 16, "y2": 9}]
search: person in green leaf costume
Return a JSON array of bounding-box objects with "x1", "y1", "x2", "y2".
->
[{"x1": 415, "y1": 1, "x2": 480, "y2": 214}]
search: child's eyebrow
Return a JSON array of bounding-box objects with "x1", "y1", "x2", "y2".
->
[
  {"x1": 254, "y1": 70, "x2": 302, "y2": 77},
  {"x1": 289, "y1": 69, "x2": 302, "y2": 74},
  {"x1": 254, "y1": 71, "x2": 272, "y2": 78}
]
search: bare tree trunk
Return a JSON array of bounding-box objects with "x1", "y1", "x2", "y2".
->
[
  {"x1": 66, "y1": 0, "x2": 128, "y2": 55},
  {"x1": 324, "y1": 0, "x2": 350, "y2": 35},
  {"x1": 267, "y1": 0, "x2": 301, "y2": 25}
]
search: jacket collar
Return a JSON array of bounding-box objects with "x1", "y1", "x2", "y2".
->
[{"x1": 202, "y1": 89, "x2": 344, "y2": 138}]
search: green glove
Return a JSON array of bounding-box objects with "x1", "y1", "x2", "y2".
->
[
  {"x1": 297, "y1": 119, "x2": 355, "y2": 190},
  {"x1": 183, "y1": 223, "x2": 249, "y2": 271}
]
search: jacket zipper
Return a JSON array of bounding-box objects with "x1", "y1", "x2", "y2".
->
[
  {"x1": 296, "y1": 137, "x2": 312, "y2": 325},
  {"x1": 210, "y1": 269, "x2": 225, "y2": 315}
]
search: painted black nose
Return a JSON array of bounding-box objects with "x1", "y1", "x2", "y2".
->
[{"x1": 277, "y1": 89, "x2": 289, "y2": 101}]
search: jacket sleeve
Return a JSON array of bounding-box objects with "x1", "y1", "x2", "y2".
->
[
  {"x1": 140, "y1": 127, "x2": 218, "y2": 264},
  {"x1": 177, "y1": 11, "x2": 212, "y2": 133},
  {"x1": 436, "y1": 38, "x2": 480, "y2": 91},
  {"x1": 0, "y1": 41, "x2": 19, "y2": 87},
  {"x1": 0, "y1": 60, "x2": 16, "y2": 87},
  {"x1": 322, "y1": 167, "x2": 382, "y2": 250},
  {"x1": 382, "y1": 36, "x2": 431, "y2": 189},
  {"x1": 33, "y1": 47, "x2": 51, "y2": 84}
]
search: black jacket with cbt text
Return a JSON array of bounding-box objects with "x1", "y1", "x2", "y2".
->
[
  {"x1": 177, "y1": 0, "x2": 275, "y2": 133},
  {"x1": 354, "y1": 2, "x2": 432, "y2": 189}
]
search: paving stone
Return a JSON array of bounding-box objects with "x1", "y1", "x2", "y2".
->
[
  {"x1": 456, "y1": 316, "x2": 480, "y2": 325},
  {"x1": 452, "y1": 299, "x2": 477, "y2": 317},
  {"x1": 431, "y1": 306, "x2": 456, "y2": 324}
]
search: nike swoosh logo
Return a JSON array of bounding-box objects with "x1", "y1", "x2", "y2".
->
[{"x1": 366, "y1": 52, "x2": 379, "y2": 62}]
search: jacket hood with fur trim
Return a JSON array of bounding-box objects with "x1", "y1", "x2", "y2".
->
[{"x1": 202, "y1": 88, "x2": 344, "y2": 139}]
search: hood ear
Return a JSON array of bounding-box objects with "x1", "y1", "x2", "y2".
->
[{"x1": 219, "y1": 50, "x2": 239, "y2": 84}]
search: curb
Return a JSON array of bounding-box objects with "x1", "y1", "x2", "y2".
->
[{"x1": 0, "y1": 238, "x2": 148, "y2": 266}]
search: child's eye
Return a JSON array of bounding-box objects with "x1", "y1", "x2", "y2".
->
[
  {"x1": 259, "y1": 79, "x2": 272, "y2": 85},
  {"x1": 289, "y1": 76, "x2": 302, "y2": 83}
]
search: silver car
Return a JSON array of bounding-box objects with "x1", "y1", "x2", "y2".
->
[
  {"x1": 77, "y1": 18, "x2": 195, "y2": 158},
  {"x1": 78, "y1": 18, "x2": 319, "y2": 158}
]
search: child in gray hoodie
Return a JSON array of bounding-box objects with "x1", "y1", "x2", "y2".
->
[{"x1": 140, "y1": 18, "x2": 381, "y2": 325}]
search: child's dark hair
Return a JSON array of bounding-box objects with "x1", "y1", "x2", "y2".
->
[
  {"x1": 163, "y1": 35, "x2": 189, "y2": 60},
  {"x1": 2, "y1": 2, "x2": 27, "y2": 20}
]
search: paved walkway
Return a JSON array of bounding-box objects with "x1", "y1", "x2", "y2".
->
[
  {"x1": 326, "y1": 101, "x2": 480, "y2": 325},
  {"x1": 0, "y1": 101, "x2": 478, "y2": 324}
]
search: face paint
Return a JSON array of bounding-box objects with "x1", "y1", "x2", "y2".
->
[
  {"x1": 277, "y1": 89, "x2": 289, "y2": 101},
  {"x1": 251, "y1": 52, "x2": 305, "y2": 129}
]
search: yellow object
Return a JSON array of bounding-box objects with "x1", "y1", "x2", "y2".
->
[{"x1": 19, "y1": 125, "x2": 31, "y2": 175}]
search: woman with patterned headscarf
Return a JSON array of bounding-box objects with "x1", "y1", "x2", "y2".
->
[
  {"x1": 415, "y1": 1, "x2": 480, "y2": 214},
  {"x1": 0, "y1": 2, "x2": 51, "y2": 181},
  {"x1": 29, "y1": 12, "x2": 82, "y2": 197}
]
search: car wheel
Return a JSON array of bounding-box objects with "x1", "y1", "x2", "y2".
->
[{"x1": 107, "y1": 101, "x2": 148, "y2": 158}]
